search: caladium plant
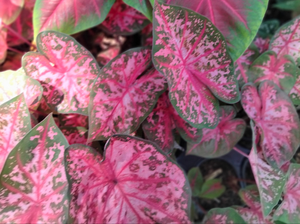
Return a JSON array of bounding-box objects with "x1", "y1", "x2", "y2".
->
[{"x1": 2, "y1": 0, "x2": 300, "y2": 223}]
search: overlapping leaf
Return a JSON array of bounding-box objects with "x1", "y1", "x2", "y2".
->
[
  {"x1": 163, "y1": 0, "x2": 268, "y2": 61},
  {"x1": 249, "y1": 121, "x2": 286, "y2": 217},
  {"x1": 0, "y1": 94, "x2": 31, "y2": 173},
  {"x1": 23, "y1": 31, "x2": 100, "y2": 115},
  {"x1": 0, "y1": 0, "x2": 24, "y2": 25},
  {"x1": 89, "y1": 48, "x2": 167, "y2": 141},
  {"x1": 249, "y1": 51, "x2": 296, "y2": 93},
  {"x1": 33, "y1": 0, "x2": 115, "y2": 39},
  {"x1": 153, "y1": 2, "x2": 239, "y2": 129},
  {"x1": 270, "y1": 15, "x2": 300, "y2": 66},
  {"x1": 186, "y1": 106, "x2": 245, "y2": 158},
  {"x1": 143, "y1": 92, "x2": 201, "y2": 153},
  {"x1": 202, "y1": 208, "x2": 246, "y2": 224},
  {"x1": 0, "y1": 115, "x2": 69, "y2": 223},
  {"x1": 61, "y1": 126, "x2": 88, "y2": 145},
  {"x1": 101, "y1": 0, "x2": 150, "y2": 35},
  {"x1": 123, "y1": 0, "x2": 153, "y2": 21},
  {"x1": 241, "y1": 81, "x2": 300, "y2": 169},
  {"x1": 65, "y1": 135, "x2": 191, "y2": 223},
  {"x1": 57, "y1": 114, "x2": 88, "y2": 128},
  {"x1": 0, "y1": 69, "x2": 43, "y2": 110},
  {"x1": 289, "y1": 68, "x2": 300, "y2": 105},
  {"x1": 273, "y1": 163, "x2": 300, "y2": 223}
]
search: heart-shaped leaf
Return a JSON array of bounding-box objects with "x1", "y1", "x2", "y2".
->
[
  {"x1": 241, "y1": 81, "x2": 300, "y2": 169},
  {"x1": 249, "y1": 121, "x2": 286, "y2": 217},
  {"x1": 33, "y1": 0, "x2": 115, "y2": 39},
  {"x1": 0, "y1": 94, "x2": 31, "y2": 173},
  {"x1": 153, "y1": 2, "x2": 239, "y2": 129},
  {"x1": 22, "y1": 31, "x2": 100, "y2": 115},
  {"x1": 162, "y1": 0, "x2": 268, "y2": 61},
  {"x1": 273, "y1": 163, "x2": 300, "y2": 223},
  {"x1": 186, "y1": 106, "x2": 246, "y2": 158},
  {"x1": 270, "y1": 16, "x2": 300, "y2": 66},
  {"x1": 203, "y1": 207, "x2": 246, "y2": 224},
  {"x1": 89, "y1": 48, "x2": 167, "y2": 141},
  {"x1": 0, "y1": 0, "x2": 24, "y2": 25},
  {"x1": 123, "y1": 0, "x2": 153, "y2": 21},
  {"x1": 187, "y1": 167, "x2": 203, "y2": 197},
  {"x1": 65, "y1": 135, "x2": 191, "y2": 223},
  {"x1": 143, "y1": 92, "x2": 202, "y2": 153},
  {"x1": 289, "y1": 68, "x2": 300, "y2": 105},
  {"x1": 101, "y1": 0, "x2": 150, "y2": 35},
  {"x1": 0, "y1": 69, "x2": 43, "y2": 110},
  {"x1": 249, "y1": 51, "x2": 296, "y2": 93},
  {"x1": 0, "y1": 114, "x2": 69, "y2": 223}
]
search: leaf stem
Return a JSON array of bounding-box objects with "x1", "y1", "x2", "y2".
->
[
  {"x1": 7, "y1": 47, "x2": 24, "y2": 54},
  {"x1": 233, "y1": 147, "x2": 249, "y2": 158},
  {"x1": 2, "y1": 23, "x2": 35, "y2": 48}
]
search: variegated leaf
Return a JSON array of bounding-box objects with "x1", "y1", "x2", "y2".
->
[
  {"x1": 187, "y1": 167, "x2": 203, "y2": 197},
  {"x1": 0, "y1": 0, "x2": 24, "y2": 25},
  {"x1": 22, "y1": 31, "x2": 100, "y2": 115},
  {"x1": 57, "y1": 114, "x2": 88, "y2": 128},
  {"x1": 198, "y1": 179, "x2": 225, "y2": 199},
  {"x1": 273, "y1": 163, "x2": 300, "y2": 223},
  {"x1": 101, "y1": 0, "x2": 150, "y2": 35},
  {"x1": 0, "y1": 115, "x2": 69, "y2": 223},
  {"x1": 249, "y1": 121, "x2": 286, "y2": 217},
  {"x1": 289, "y1": 68, "x2": 300, "y2": 105},
  {"x1": 0, "y1": 69, "x2": 43, "y2": 110},
  {"x1": 60, "y1": 126, "x2": 88, "y2": 145},
  {"x1": 141, "y1": 24, "x2": 153, "y2": 46},
  {"x1": 66, "y1": 135, "x2": 191, "y2": 223},
  {"x1": 253, "y1": 36, "x2": 271, "y2": 54},
  {"x1": 163, "y1": 0, "x2": 268, "y2": 61},
  {"x1": 249, "y1": 51, "x2": 296, "y2": 94},
  {"x1": 186, "y1": 106, "x2": 246, "y2": 158},
  {"x1": 270, "y1": 16, "x2": 300, "y2": 66},
  {"x1": 89, "y1": 48, "x2": 167, "y2": 141},
  {"x1": 33, "y1": 0, "x2": 115, "y2": 39},
  {"x1": 241, "y1": 82, "x2": 300, "y2": 169},
  {"x1": 0, "y1": 94, "x2": 31, "y2": 173},
  {"x1": 153, "y1": 2, "x2": 239, "y2": 129},
  {"x1": 203, "y1": 208, "x2": 246, "y2": 224},
  {"x1": 123, "y1": 0, "x2": 153, "y2": 21}
]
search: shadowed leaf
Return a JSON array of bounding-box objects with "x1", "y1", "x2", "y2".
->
[{"x1": 203, "y1": 207, "x2": 246, "y2": 224}]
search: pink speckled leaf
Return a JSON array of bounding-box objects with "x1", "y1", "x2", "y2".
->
[
  {"x1": 249, "y1": 51, "x2": 296, "y2": 94},
  {"x1": 153, "y1": 2, "x2": 239, "y2": 129},
  {"x1": 142, "y1": 92, "x2": 202, "y2": 153},
  {"x1": 0, "y1": 0, "x2": 24, "y2": 25},
  {"x1": 0, "y1": 114, "x2": 69, "y2": 223},
  {"x1": 289, "y1": 68, "x2": 300, "y2": 105},
  {"x1": 123, "y1": 0, "x2": 153, "y2": 20},
  {"x1": 101, "y1": 0, "x2": 150, "y2": 35},
  {"x1": 203, "y1": 208, "x2": 246, "y2": 224},
  {"x1": 0, "y1": 94, "x2": 31, "y2": 173},
  {"x1": 57, "y1": 114, "x2": 88, "y2": 128},
  {"x1": 273, "y1": 163, "x2": 300, "y2": 223},
  {"x1": 141, "y1": 24, "x2": 153, "y2": 46},
  {"x1": 0, "y1": 69, "x2": 43, "y2": 110},
  {"x1": 65, "y1": 135, "x2": 191, "y2": 223},
  {"x1": 163, "y1": 0, "x2": 268, "y2": 61},
  {"x1": 61, "y1": 126, "x2": 88, "y2": 145},
  {"x1": 33, "y1": 0, "x2": 115, "y2": 39},
  {"x1": 249, "y1": 121, "x2": 286, "y2": 217},
  {"x1": 22, "y1": 31, "x2": 100, "y2": 115},
  {"x1": 270, "y1": 16, "x2": 300, "y2": 66},
  {"x1": 254, "y1": 36, "x2": 270, "y2": 54},
  {"x1": 186, "y1": 106, "x2": 246, "y2": 158},
  {"x1": 241, "y1": 81, "x2": 300, "y2": 169},
  {"x1": 89, "y1": 48, "x2": 167, "y2": 141}
]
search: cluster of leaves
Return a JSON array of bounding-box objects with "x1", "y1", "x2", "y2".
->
[{"x1": 1, "y1": 0, "x2": 300, "y2": 223}]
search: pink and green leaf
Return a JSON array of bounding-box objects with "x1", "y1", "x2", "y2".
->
[
  {"x1": 89, "y1": 48, "x2": 167, "y2": 141},
  {"x1": 270, "y1": 15, "x2": 300, "y2": 66},
  {"x1": 186, "y1": 106, "x2": 246, "y2": 158},
  {"x1": 57, "y1": 114, "x2": 88, "y2": 128},
  {"x1": 289, "y1": 67, "x2": 300, "y2": 105},
  {"x1": 0, "y1": 94, "x2": 31, "y2": 173},
  {"x1": 203, "y1": 207, "x2": 246, "y2": 224},
  {"x1": 187, "y1": 167, "x2": 203, "y2": 197},
  {"x1": 65, "y1": 135, "x2": 191, "y2": 223},
  {"x1": 241, "y1": 82, "x2": 300, "y2": 169},
  {"x1": 0, "y1": 115, "x2": 69, "y2": 223},
  {"x1": 249, "y1": 51, "x2": 296, "y2": 94},
  {"x1": 273, "y1": 163, "x2": 300, "y2": 223},
  {"x1": 141, "y1": 24, "x2": 153, "y2": 46},
  {"x1": 153, "y1": 2, "x2": 239, "y2": 129},
  {"x1": 123, "y1": 0, "x2": 153, "y2": 21},
  {"x1": 163, "y1": 0, "x2": 269, "y2": 61},
  {"x1": 101, "y1": 0, "x2": 150, "y2": 35},
  {"x1": 60, "y1": 126, "x2": 88, "y2": 145},
  {"x1": 0, "y1": 0, "x2": 24, "y2": 25},
  {"x1": 22, "y1": 31, "x2": 100, "y2": 115},
  {"x1": 33, "y1": 0, "x2": 115, "y2": 39},
  {"x1": 198, "y1": 179, "x2": 225, "y2": 199}
]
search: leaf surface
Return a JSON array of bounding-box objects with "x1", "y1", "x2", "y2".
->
[
  {"x1": 187, "y1": 167, "x2": 203, "y2": 197},
  {"x1": 203, "y1": 207, "x2": 246, "y2": 224},
  {"x1": 0, "y1": 21, "x2": 7, "y2": 64},
  {"x1": 163, "y1": 0, "x2": 268, "y2": 61},
  {"x1": 241, "y1": 81, "x2": 300, "y2": 169},
  {"x1": 89, "y1": 48, "x2": 167, "y2": 141},
  {"x1": 65, "y1": 135, "x2": 191, "y2": 223},
  {"x1": 57, "y1": 114, "x2": 88, "y2": 128},
  {"x1": 0, "y1": 115, "x2": 69, "y2": 223},
  {"x1": 198, "y1": 179, "x2": 225, "y2": 199},
  {"x1": 123, "y1": 0, "x2": 153, "y2": 21},
  {"x1": 0, "y1": 94, "x2": 31, "y2": 173},
  {"x1": 289, "y1": 68, "x2": 300, "y2": 105},
  {"x1": 33, "y1": 0, "x2": 115, "y2": 39},
  {"x1": 23, "y1": 31, "x2": 100, "y2": 115},
  {"x1": 61, "y1": 126, "x2": 88, "y2": 145},
  {"x1": 0, "y1": 0, "x2": 24, "y2": 25},
  {"x1": 186, "y1": 106, "x2": 245, "y2": 158},
  {"x1": 153, "y1": 2, "x2": 239, "y2": 128}
]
